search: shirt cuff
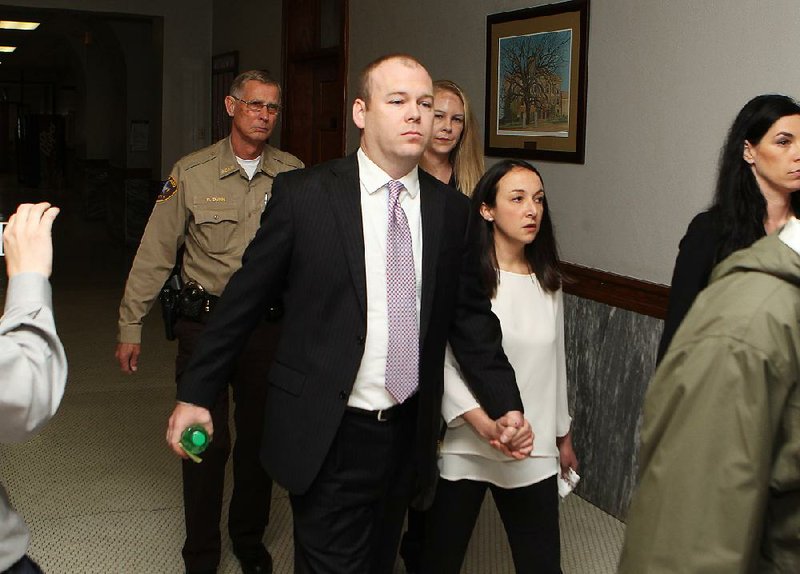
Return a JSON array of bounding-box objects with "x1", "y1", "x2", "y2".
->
[
  {"x1": 118, "y1": 323, "x2": 143, "y2": 344},
  {"x1": 5, "y1": 273, "x2": 52, "y2": 311},
  {"x1": 557, "y1": 414, "x2": 573, "y2": 438},
  {"x1": 441, "y1": 399, "x2": 481, "y2": 425}
]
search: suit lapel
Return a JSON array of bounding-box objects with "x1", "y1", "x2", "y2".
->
[
  {"x1": 328, "y1": 155, "x2": 367, "y2": 319},
  {"x1": 419, "y1": 174, "x2": 445, "y2": 345}
]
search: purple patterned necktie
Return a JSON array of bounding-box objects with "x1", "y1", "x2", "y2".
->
[{"x1": 385, "y1": 180, "x2": 419, "y2": 403}]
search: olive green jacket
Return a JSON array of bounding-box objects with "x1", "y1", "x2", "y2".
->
[{"x1": 618, "y1": 229, "x2": 800, "y2": 573}]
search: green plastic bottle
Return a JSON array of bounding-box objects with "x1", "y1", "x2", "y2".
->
[{"x1": 180, "y1": 425, "x2": 210, "y2": 463}]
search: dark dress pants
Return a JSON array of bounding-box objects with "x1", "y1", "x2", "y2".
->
[
  {"x1": 290, "y1": 400, "x2": 418, "y2": 574},
  {"x1": 175, "y1": 317, "x2": 280, "y2": 572},
  {"x1": 399, "y1": 507, "x2": 425, "y2": 572},
  {"x1": 2, "y1": 556, "x2": 43, "y2": 574},
  {"x1": 422, "y1": 475, "x2": 561, "y2": 574}
]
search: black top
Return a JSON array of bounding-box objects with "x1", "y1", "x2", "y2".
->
[
  {"x1": 657, "y1": 211, "x2": 720, "y2": 363},
  {"x1": 659, "y1": 208, "x2": 771, "y2": 362}
]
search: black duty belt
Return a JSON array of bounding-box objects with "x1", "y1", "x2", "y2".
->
[
  {"x1": 178, "y1": 281, "x2": 218, "y2": 323},
  {"x1": 179, "y1": 280, "x2": 283, "y2": 324}
]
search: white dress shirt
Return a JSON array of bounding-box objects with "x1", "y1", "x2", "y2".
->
[{"x1": 348, "y1": 148, "x2": 423, "y2": 410}]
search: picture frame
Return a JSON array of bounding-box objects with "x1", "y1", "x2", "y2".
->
[{"x1": 485, "y1": 0, "x2": 590, "y2": 164}]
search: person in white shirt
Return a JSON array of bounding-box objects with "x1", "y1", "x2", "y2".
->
[
  {"x1": 421, "y1": 159, "x2": 578, "y2": 573},
  {"x1": 0, "y1": 202, "x2": 66, "y2": 574}
]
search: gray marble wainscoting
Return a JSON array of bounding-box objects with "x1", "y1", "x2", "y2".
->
[{"x1": 563, "y1": 293, "x2": 663, "y2": 519}]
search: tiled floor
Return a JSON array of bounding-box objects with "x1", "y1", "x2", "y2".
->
[{"x1": 0, "y1": 188, "x2": 624, "y2": 573}]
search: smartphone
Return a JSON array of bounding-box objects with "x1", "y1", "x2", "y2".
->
[{"x1": 0, "y1": 221, "x2": 5, "y2": 256}]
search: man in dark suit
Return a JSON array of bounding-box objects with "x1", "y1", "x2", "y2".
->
[{"x1": 166, "y1": 54, "x2": 530, "y2": 574}]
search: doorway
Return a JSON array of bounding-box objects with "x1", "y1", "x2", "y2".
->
[
  {"x1": 281, "y1": 0, "x2": 348, "y2": 166},
  {"x1": 0, "y1": 5, "x2": 163, "y2": 247}
]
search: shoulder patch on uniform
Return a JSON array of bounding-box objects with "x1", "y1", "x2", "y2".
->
[{"x1": 156, "y1": 176, "x2": 178, "y2": 203}]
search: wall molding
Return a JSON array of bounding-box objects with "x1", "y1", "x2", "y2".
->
[{"x1": 562, "y1": 262, "x2": 669, "y2": 319}]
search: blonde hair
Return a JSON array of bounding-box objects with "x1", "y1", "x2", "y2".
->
[{"x1": 433, "y1": 80, "x2": 484, "y2": 196}]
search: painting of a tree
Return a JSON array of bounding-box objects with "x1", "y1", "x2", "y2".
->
[
  {"x1": 498, "y1": 29, "x2": 572, "y2": 135},
  {"x1": 485, "y1": 0, "x2": 589, "y2": 163}
]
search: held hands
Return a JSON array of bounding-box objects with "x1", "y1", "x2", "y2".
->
[
  {"x1": 3, "y1": 202, "x2": 60, "y2": 278},
  {"x1": 166, "y1": 402, "x2": 214, "y2": 459},
  {"x1": 493, "y1": 410, "x2": 534, "y2": 459},
  {"x1": 462, "y1": 408, "x2": 534, "y2": 460}
]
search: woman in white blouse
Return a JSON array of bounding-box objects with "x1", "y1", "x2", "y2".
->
[{"x1": 421, "y1": 159, "x2": 578, "y2": 573}]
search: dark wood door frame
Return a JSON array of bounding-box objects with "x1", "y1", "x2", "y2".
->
[{"x1": 281, "y1": 0, "x2": 348, "y2": 166}]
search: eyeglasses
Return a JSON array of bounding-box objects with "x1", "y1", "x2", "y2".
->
[{"x1": 231, "y1": 96, "x2": 282, "y2": 115}]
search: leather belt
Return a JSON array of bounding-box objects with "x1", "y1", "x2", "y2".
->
[{"x1": 345, "y1": 395, "x2": 417, "y2": 422}]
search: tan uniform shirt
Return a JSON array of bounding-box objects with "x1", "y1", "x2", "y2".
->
[{"x1": 117, "y1": 137, "x2": 303, "y2": 344}]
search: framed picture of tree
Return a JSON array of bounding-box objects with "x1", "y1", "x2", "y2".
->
[{"x1": 485, "y1": 0, "x2": 589, "y2": 163}]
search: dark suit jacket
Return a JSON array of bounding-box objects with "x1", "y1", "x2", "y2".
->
[{"x1": 177, "y1": 153, "x2": 522, "y2": 506}]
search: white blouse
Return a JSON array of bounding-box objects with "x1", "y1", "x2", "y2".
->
[{"x1": 439, "y1": 270, "x2": 571, "y2": 488}]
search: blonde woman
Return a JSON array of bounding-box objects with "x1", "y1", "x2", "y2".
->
[{"x1": 419, "y1": 80, "x2": 484, "y2": 196}]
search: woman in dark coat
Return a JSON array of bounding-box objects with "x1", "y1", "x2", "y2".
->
[{"x1": 658, "y1": 94, "x2": 800, "y2": 362}]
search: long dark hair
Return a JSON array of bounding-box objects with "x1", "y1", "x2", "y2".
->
[
  {"x1": 712, "y1": 94, "x2": 800, "y2": 262},
  {"x1": 471, "y1": 159, "x2": 562, "y2": 296}
]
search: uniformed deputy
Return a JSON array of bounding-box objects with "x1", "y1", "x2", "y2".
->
[{"x1": 115, "y1": 70, "x2": 303, "y2": 574}]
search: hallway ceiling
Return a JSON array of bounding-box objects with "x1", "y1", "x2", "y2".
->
[
  {"x1": 0, "y1": 5, "x2": 151, "y2": 80},
  {"x1": 0, "y1": 7, "x2": 63, "y2": 73}
]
